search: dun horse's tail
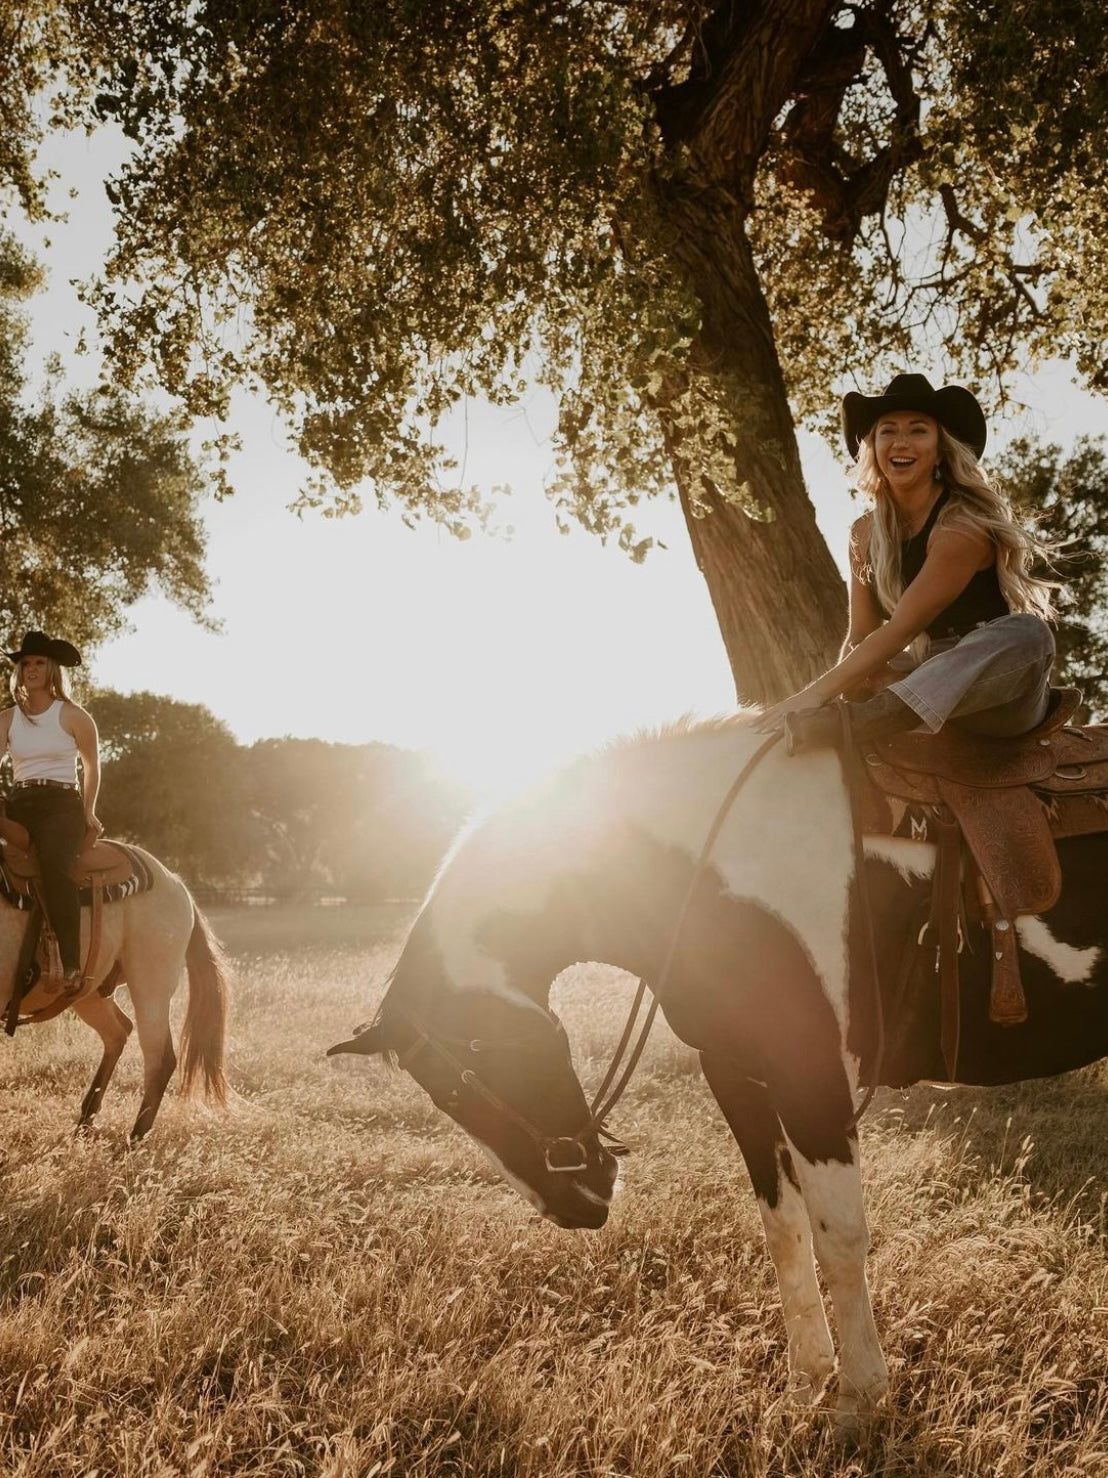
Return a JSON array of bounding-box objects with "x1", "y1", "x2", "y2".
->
[{"x1": 180, "y1": 907, "x2": 230, "y2": 1106}]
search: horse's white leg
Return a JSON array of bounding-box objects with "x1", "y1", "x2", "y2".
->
[
  {"x1": 72, "y1": 991, "x2": 133, "y2": 1130},
  {"x1": 699, "y1": 1053, "x2": 835, "y2": 1400},
  {"x1": 784, "y1": 1140, "x2": 889, "y2": 1432}
]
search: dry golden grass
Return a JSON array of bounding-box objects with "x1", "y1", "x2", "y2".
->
[{"x1": 0, "y1": 903, "x2": 1105, "y2": 1476}]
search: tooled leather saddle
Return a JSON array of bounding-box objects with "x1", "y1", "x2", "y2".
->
[
  {"x1": 857, "y1": 688, "x2": 1108, "y2": 1075},
  {"x1": 0, "y1": 814, "x2": 140, "y2": 1030}
]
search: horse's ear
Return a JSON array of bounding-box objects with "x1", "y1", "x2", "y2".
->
[{"x1": 327, "y1": 1017, "x2": 392, "y2": 1058}]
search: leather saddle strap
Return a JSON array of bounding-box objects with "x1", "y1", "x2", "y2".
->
[
  {"x1": 83, "y1": 881, "x2": 104, "y2": 988},
  {"x1": 930, "y1": 806, "x2": 964, "y2": 1079},
  {"x1": 5, "y1": 904, "x2": 44, "y2": 1037},
  {"x1": 9, "y1": 893, "x2": 106, "y2": 1028},
  {"x1": 979, "y1": 883, "x2": 1029, "y2": 1025}
]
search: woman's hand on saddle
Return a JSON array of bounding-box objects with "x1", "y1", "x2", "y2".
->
[
  {"x1": 85, "y1": 813, "x2": 104, "y2": 839},
  {"x1": 755, "y1": 686, "x2": 835, "y2": 735}
]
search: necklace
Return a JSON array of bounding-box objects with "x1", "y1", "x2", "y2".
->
[{"x1": 901, "y1": 491, "x2": 943, "y2": 540}]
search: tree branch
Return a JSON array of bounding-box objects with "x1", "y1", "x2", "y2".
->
[
  {"x1": 776, "y1": 1, "x2": 923, "y2": 242},
  {"x1": 653, "y1": 0, "x2": 841, "y2": 200}
]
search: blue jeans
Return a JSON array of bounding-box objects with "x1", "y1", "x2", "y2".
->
[{"x1": 888, "y1": 614, "x2": 1055, "y2": 737}]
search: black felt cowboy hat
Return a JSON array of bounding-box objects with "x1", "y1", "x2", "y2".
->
[
  {"x1": 5, "y1": 631, "x2": 83, "y2": 667},
  {"x1": 841, "y1": 373, "x2": 988, "y2": 460}
]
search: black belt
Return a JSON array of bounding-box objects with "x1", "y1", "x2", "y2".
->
[{"x1": 11, "y1": 779, "x2": 79, "y2": 791}]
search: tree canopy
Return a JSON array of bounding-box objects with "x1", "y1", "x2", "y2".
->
[
  {"x1": 997, "y1": 437, "x2": 1108, "y2": 719},
  {"x1": 7, "y1": 2, "x2": 1108, "y2": 696},
  {"x1": 92, "y1": 689, "x2": 252, "y2": 884},
  {"x1": 0, "y1": 226, "x2": 212, "y2": 652}
]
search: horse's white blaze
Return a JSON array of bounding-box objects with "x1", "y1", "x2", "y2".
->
[
  {"x1": 863, "y1": 834, "x2": 937, "y2": 880},
  {"x1": 1016, "y1": 915, "x2": 1101, "y2": 984},
  {"x1": 573, "y1": 1183, "x2": 611, "y2": 1209},
  {"x1": 477, "y1": 1143, "x2": 549, "y2": 1215}
]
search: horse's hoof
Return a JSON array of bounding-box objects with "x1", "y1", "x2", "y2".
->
[
  {"x1": 832, "y1": 1381, "x2": 886, "y2": 1446},
  {"x1": 786, "y1": 1368, "x2": 833, "y2": 1407}
]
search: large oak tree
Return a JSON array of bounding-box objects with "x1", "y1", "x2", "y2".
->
[{"x1": 11, "y1": 1, "x2": 1108, "y2": 699}]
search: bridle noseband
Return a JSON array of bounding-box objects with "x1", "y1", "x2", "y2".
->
[{"x1": 394, "y1": 1010, "x2": 622, "y2": 1174}]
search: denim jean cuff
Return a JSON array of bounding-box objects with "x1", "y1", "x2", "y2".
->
[{"x1": 887, "y1": 679, "x2": 944, "y2": 733}]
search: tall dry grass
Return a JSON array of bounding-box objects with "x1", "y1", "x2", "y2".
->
[{"x1": 0, "y1": 903, "x2": 1105, "y2": 1476}]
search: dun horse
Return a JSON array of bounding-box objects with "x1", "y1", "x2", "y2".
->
[
  {"x1": 0, "y1": 845, "x2": 230, "y2": 1140},
  {"x1": 331, "y1": 715, "x2": 1108, "y2": 1428}
]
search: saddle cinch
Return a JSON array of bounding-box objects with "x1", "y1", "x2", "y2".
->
[
  {"x1": 858, "y1": 687, "x2": 1108, "y2": 1075},
  {"x1": 0, "y1": 815, "x2": 132, "y2": 1030}
]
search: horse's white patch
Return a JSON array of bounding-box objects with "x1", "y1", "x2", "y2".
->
[
  {"x1": 862, "y1": 834, "x2": 936, "y2": 881},
  {"x1": 619, "y1": 731, "x2": 858, "y2": 1033},
  {"x1": 1016, "y1": 916, "x2": 1101, "y2": 985},
  {"x1": 478, "y1": 1143, "x2": 549, "y2": 1215},
  {"x1": 573, "y1": 1183, "x2": 610, "y2": 1209}
]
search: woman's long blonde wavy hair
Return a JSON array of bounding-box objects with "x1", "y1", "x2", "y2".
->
[{"x1": 854, "y1": 426, "x2": 1059, "y2": 658}]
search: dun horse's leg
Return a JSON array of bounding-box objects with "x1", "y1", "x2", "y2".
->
[
  {"x1": 127, "y1": 970, "x2": 179, "y2": 1143},
  {"x1": 72, "y1": 993, "x2": 133, "y2": 1131},
  {"x1": 699, "y1": 1052, "x2": 835, "y2": 1401}
]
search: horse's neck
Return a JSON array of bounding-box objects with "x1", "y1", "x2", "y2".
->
[
  {"x1": 425, "y1": 722, "x2": 816, "y2": 1005},
  {"x1": 566, "y1": 724, "x2": 844, "y2": 984}
]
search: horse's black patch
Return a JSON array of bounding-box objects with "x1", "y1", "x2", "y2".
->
[
  {"x1": 477, "y1": 823, "x2": 858, "y2": 1174},
  {"x1": 860, "y1": 833, "x2": 1108, "y2": 1087},
  {"x1": 950, "y1": 832, "x2": 1108, "y2": 1086}
]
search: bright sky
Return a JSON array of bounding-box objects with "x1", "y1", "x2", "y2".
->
[{"x1": 18, "y1": 129, "x2": 1108, "y2": 798}]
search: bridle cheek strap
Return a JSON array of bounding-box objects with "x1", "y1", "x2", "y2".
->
[{"x1": 397, "y1": 1018, "x2": 600, "y2": 1174}]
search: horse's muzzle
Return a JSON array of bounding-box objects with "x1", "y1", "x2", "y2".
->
[{"x1": 543, "y1": 1149, "x2": 619, "y2": 1229}]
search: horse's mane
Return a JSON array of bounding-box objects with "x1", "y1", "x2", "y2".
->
[
  {"x1": 421, "y1": 708, "x2": 764, "y2": 899},
  {"x1": 597, "y1": 708, "x2": 762, "y2": 759}
]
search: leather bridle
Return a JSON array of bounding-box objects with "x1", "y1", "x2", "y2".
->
[
  {"x1": 394, "y1": 1009, "x2": 618, "y2": 1173},
  {"x1": 389, "y1": 730, "x2": 789, "y2": 1170}
]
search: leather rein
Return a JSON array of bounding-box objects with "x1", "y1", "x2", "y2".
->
[
  {"x1": 393, "y1": 730, "x2": 793, "y2": 1173},
  {"x1": 393, "y1": 723, "x2": 884, "y2": 1172}
]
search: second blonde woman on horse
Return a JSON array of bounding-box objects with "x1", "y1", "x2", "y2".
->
[{"x1": 0, "y1": 631, "x2": 103, "y2": 990}]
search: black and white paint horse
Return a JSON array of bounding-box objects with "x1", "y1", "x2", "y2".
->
[{"x1": 330, "y1": 717, "x2": 1107, "y2": 1427}]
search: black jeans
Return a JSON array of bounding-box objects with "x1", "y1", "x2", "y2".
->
[{"x1": 6, "y1": 786, "x2": 85, "y2": 972}]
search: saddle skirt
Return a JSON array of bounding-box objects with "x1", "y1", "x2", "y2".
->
[
  {"x1": 0, "y1": 816, "x2": 148, "y2": 900},
  {"x1": 856, "y1": 687, "x2": 1108, "y2": 1072}
]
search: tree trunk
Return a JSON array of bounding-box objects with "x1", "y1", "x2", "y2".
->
[{"x1": 656, "y1": 184, "x2": 848, "y2": 706}]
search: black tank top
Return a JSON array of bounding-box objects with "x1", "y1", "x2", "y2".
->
[{"x1": 873, "y1": 491, "x2": 1009, "y2": 639}]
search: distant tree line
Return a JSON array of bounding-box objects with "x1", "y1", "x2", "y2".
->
[{"x1": 1, "y1": 689, "x2": 472, "y2": 902}]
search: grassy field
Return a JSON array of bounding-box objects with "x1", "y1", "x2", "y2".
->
[{"x1": 0, "y1": 902, "x2": 1105, "y2": 1477}]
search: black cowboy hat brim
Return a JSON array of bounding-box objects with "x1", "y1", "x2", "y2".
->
[
  {"x1": 842, "y1": 382, "x2": 987, "y2": 460},
  {"x1": 5, "y1": 631, "x2": 82, "y2": 667}
]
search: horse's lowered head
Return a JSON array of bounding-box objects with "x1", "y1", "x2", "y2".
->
[
  {"x1": 329, "y1": 766, "x2": 628, "y2": 1228},
  {"x1": 329, "y1": 926, "x2": 620, "y2": 1227}
]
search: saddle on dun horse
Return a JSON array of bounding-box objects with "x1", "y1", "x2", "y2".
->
[
  {"x1": 0, "y1": 814, "x2": 134, "y2": 1031},
  {"x1": 858, "y1": 687, "x2": 1108, "y2": 1075}
]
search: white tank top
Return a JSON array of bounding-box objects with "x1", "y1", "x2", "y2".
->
[{"x1": 8, "y1": 701, "x2": 79, "y2": 784}]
